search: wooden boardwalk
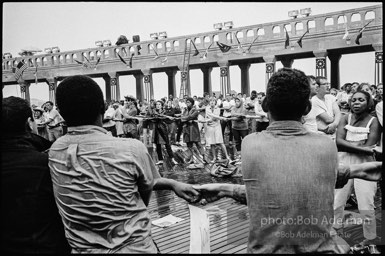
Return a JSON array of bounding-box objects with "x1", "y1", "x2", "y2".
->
[{"x1": 146, "y1": 142, "x2": 382, "y2": 253}]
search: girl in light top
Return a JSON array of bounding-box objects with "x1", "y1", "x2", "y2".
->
[{"x1": 333, "y1": 90, "x2": 381, "y2": 246}]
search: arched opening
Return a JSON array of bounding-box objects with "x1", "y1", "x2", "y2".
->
[
  {"x1": 257, "y1": 28, "x2": 265, "y2": 36},
  {"x1": 104, "y1": 49, "x2": 109, "y2": 59},
  {"x1": 338, "y1": 15, "x2": 347, "y2": 24},
  {"x1": 324, "y1": 17, "x2": 334, "y2": 26},
  {"x1": 246, "y1": 29, "x2": 254, "y2": 38},
  {"x1": 194, "y1": 37, "x2": 201, "y2": 45},
  {"x1": 295, "y1": 22, "x2": 303, "y2": 31},
  {"x1": 213, "y1": 35, "x2": 219, "y2": 42},
  {"x1": 365, "y1": 11, "x2": 375, "y2": 20},
  {"x1": 272, "y1": 26, "x2": 280, "y2": 34},
  {"x1": 351, "y1": 13, "x2": 361, "y2": 22},
  {"x1": 173, "y1": 40, "x2": 179, "y2": 51}
]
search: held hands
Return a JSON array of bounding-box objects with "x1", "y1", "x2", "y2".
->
[
  {"x1": 172, "y1": 182, "x2": 201, "y2": 203},
  {"x1": 192, "y1": 184, "x2": 231, "y2": 205},
  {"x1": 325, "y1": 123, "x2": 338, "y2": 134}
]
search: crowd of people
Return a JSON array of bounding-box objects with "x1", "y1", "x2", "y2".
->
[{"x1": 2, "y1": 70, "x2": 383, "y2": 254}]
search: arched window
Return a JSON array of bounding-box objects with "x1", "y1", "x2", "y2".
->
[
  {"x1": 257, "y1": 28, "x2": 265, "y2": 36},
  {"x1": 272, "y1": 26, "x2": 280, "y2": 34},
  {"x1": 351, "y1": 13, "x2": 361, "y2": 22},
  {"x1": 246, "y1": 29, "x2": 254, "y2": 38},
  {"x1": 324, "y1": 17, "x2": 334, "y2": 26},
  {"x1": 365, "y1": 11, "x2": 375, "y2": 20}
]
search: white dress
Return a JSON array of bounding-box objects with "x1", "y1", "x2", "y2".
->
[
  {"x1": 333, "y1": 114, "x2": 377, "y2": 240},
  {"x1": 204, "y1": 106, "x2": 224, "y2": 145}
]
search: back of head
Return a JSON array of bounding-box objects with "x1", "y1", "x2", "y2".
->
[
  {"x1": 265, "y1": 68, "x2": 310, "y2": 120},
  {"x1": 56, "y1": 75, "x2": 105, "y2": 127},
  {"x1": 2, "y1": 96, "x2": 33, "y2": 135}
]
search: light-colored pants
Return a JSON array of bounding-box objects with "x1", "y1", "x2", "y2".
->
[
  {"x1": 48, "y1": 126, "x2": 63, "y2": 142},
  {"x1": 333, "y1": 178, "x2": 377, "y2": 240}
]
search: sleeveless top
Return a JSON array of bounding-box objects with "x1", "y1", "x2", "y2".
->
[{"x1": 344, "y1": 114, "x2": 374, "y2": 142}]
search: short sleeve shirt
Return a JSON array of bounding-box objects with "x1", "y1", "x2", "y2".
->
[{"x1": 48, "y1": 125, "x2": 158, "y2": 253}]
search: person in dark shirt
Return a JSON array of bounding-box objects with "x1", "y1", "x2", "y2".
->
[{"x1": 1, "y1": 96, "x2": 70, "y2": 253}]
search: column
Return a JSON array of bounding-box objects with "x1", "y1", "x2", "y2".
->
[
  {"x1": 239, "y1": 63, "x2": 250, "y2": 96},
  {"x1": 134, "y1": 73, "x2": 144, "y2": 101},
  {"x1": 46, "y1": 78, "x2": 57, "y2": 105},
  {"x1": 373, "y1": 43, "x2": 383, "y2": 85},
  {"x1": 263, "y1": 55, "x2": 276, "y2": 87},
  {"x1": 166, "y1": 70, "x2": 177, "y2": 97},
  {"x1": 103, "y1": 73, "x2": 120, "y2": 101},
  {"x1": 313, "y1": 50, "x2": 328, "y2": 78},
  {"x1": 280, "y1": 57, "x2": 294, "y2": 68},
  {"x1": 328, "y1": 53, "x2": 341, "y2": 89},
  {"x1": 218, "y1": 61, "x2": 231, "y2": 96},
  {"x1": 201, "y1": 67, "x2": 212, "y2": 95},
  {"x1": 142, "y1": 69, "x2": 154, "y2": 101},
  {"x1": 19, "y1": 80, "x2": 31, "y2": 103}
]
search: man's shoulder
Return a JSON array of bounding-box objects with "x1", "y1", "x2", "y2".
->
[{"x1": 325, "y1": 94, "x2": 337, "y2": 102}]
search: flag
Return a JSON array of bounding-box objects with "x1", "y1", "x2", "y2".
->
[
  {"x1": 234, "y1": 33, "x2": 243, "y2": 50},
  {"x1": 355, "y1": 20, "x2": 373, "y2": 45},
  {"x1": 74, "y1": 59, "x2": 89, "y2": 68},
  {"x1": 94, "y1": 57, "x2": 101, "y2": 70},
  {"x1": 128, "y1": 53, "x2": 134, "y2": 68},
  {"x1": 84, "y1": 55, "x2": 91, "y2": 64},
  {"x1": 117, "y1": 52, "x2": 128, "y2": 65},
  {"x1": 14, "y1": 61, "x2": 28, "y2": 81},
  {"x1": 190, "y1": 41, "x2": 199, "y2": 56},
  {"x1": 216, "y1": 42, "x2": 231, "y2": 53},
  {"x1": 284, "y1": 28, "x2": 290, "y2": 49},
  {"x1": 150, "y1": 45, "x2": 160, "y2": 60},
  {"x1": 245, "y1": 36, "x2": 259, "y2": 53},
  {"x1": 342, "y1": 26, "x2": 349, "y2": 40},
  {"x1": 297, "y1": 29, "x2": 309, "y2": 48},
  {"x1": 161, "y1": 49, "x2": 172, "y2": 63},
  {"x1": 201, "y1": 42, "x2": 213, "y2": 60},
  {"x1": 342, "y1": 16, "x2": 349, "y2": 40},
  {"x1": 34, "y1": 64, "x2": 38, "y2": 85}
]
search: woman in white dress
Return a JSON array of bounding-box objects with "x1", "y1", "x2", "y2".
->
[{"x1": 202, "y1": 98, "x2": 231, "y2": 163}]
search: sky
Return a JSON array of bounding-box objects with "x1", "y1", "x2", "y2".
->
[{"x1": 2, "y1": 2, "x2": 382, "y2": 101}]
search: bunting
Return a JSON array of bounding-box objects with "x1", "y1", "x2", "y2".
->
[
  {"x1": 200, "y1": 42, "x2": 213, "y2": 60},
  {"x1": 150, "y1": 45, "x2": 160, "y2": 60},
  {"x1": 128, "y1": 53, "x2": 134, "y2": 68},
  {"x1": 161, "y1": 49, "x2": 172, "y2": 63},
  {"x1": 355, "y1": 20, "x2": 373, "y2": 45},
  {"x1": 190, "y1": 40, "x2": 200, "y2": 56},
  {"x1": 14, "y1": 61, "x2": 28, "y2": 81},
  {"x1": 234, "y1": 33, "x2": 243, "y2": 51},
  {"x1": 245, "y1": 36, "x2": 259, "y2": 53},
  {"x1": 216, "y1": 42, "x2": 231, "y2": 53},
  {"x1": 342, "y1": 16, "x2": 350, "y2": 40},
  {"x1": 74, "y1": 59, "x2": 90, "y2": 68},
  {"x1": 284, "y1": 27, "x2": 290, "y2": 49},
  {"x1": 117, "y1": 52, "x2": 128, "y2": 66},
  {"x1": 297, "y1": 29, "x2": 309, "y2": 48},
  {"x1": 94, "y1": 57, "x2": 101, "y2": 69}
]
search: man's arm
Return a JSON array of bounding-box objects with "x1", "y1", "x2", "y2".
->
[
  {"x1": 194, "y1": 161, "x2": 382, "y2": 204},
  {"x1": 154, "y1": 178, "x2": 200, "y2": 203},
  {"x1": 326, "y1": 101, "x2": 341, "y2": 134}
]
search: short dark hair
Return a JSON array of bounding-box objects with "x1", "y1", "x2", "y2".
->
[
  {"x1": 56, "y1": 75, "x2": 105, "y2": 126},
  {"x1": 251, "y1": 90, "x2": 257, "y2": 94},
  {"x1": 350, "y1": 90, "x2": 374, "y2": 112},
  {"x1": 265, "y1": 68, "x2": 310, "y2": 120},
  {"x1": 2, "y1": 96, "x2": 33, "y2": 134}
]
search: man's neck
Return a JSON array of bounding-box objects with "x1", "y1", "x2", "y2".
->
[{"x1": 316, "y1": 93, "x2": 325, "y2": 100}]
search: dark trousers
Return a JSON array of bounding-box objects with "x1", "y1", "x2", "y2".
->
[
  {"x1": 221, "y1": 119, "x2": 233, "y2": 142},
  {"x1": 156, "y1": 143, "x2": 174, "y2": 160},
  {"x1": 176, "y1": 120, "x2": 183, "y2": 142},
  {"x1": 232, "y1": 129, "x2": 249, "y2": 151}
]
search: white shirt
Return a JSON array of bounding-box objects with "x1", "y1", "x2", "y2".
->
[
  {"x1": 311, "y1": 94, "x2": 337, "y2": 136},
  {"x1": 222, "y1": 100, "x2": 235, "y2": 117}
]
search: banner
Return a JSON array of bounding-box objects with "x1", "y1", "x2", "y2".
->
[{"x1": 189, "y1": 205, "x2": 210, "y2": 253}]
